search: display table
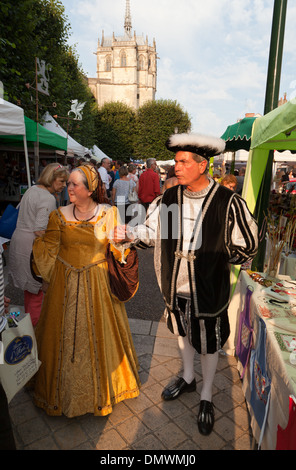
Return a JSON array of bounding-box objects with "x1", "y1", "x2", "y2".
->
[{"x1": 227, "y1": 270, "x2": 296, "y2": 450}]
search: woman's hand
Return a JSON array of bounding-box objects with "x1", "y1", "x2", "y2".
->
[{"x1": 34, "y1": 230, "x2": 46, "y2": 237}]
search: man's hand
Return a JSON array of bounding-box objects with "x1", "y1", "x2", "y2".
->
[
  {"x1": 4, "y1": 296, "x2": 10, "y2": 314},
  {"x1": 112, "y1": 225, "x2": 128, "y2": 243}
]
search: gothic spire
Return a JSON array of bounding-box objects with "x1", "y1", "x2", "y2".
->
[{"x1": 124, "y1": 0, "x2": 132, "y2": 37}]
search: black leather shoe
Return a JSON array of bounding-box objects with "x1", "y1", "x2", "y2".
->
[
  {"x1": 197, "y1": 400, "x2": 215, "y2": 436},
  {"x1": 161, "y1": 377, "x2": 196, "y2": 401}
]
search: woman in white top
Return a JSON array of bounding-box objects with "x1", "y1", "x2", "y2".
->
[
  {"x1": 8, "y1": 163, "x2": 69, "y2": 326},
  {"x1": 111, "y1": 166, "x2": 136, "y2": 224},
  {"x1": 127, "y1": 164, "x2": 139, "y2": 192}
]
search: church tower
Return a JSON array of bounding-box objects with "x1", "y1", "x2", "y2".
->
[{"x1": 88, "y1": 0, "x2": 157, "y2": 110}]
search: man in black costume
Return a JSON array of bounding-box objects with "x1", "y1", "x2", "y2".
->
[{"x1": 116, "y1": 132, "x2": 258, "y2": 436}]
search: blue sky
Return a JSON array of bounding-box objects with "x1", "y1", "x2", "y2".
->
[{"x1": 60, "y1": 0, "x2": 296, "y2": 137}]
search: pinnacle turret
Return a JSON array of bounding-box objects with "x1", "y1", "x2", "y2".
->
[{"x1": 124, "y1": 0, "x2": 132, "y2": 37}]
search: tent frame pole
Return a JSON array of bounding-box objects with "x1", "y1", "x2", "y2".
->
[{"x1": 252, "y1": 0, "x2": 287, "y2": 272}]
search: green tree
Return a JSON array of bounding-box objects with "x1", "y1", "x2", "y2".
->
[
  {"x1": 135, "y1": 99, "x2": 191, "y2": 160},
  {"x1": 0, "y1": 0, "x2": 97, "y2": 148},
  {"x1": 95, "y1": 102, "x2": 137, "y2": 162}
]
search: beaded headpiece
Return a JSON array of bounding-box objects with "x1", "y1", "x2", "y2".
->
[{"x1": 77, "y1": 164, "x2": 99, "y2": 193}]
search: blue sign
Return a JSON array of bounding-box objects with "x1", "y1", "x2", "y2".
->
[{"x1": 4, "y1": 336, "x2": 33, "y2": 365}]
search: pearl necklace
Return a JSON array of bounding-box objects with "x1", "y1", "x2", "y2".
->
[{"x1": 73, "y1": 204, "x2": 99, "y2": 222}]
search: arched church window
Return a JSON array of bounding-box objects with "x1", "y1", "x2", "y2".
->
[
  {"x1": 120, "y1": 51, "x2": 127, "y2": 67},
  {"x1": 148, "y1": 55, "x2": 153, "y2": 70},
  {"x1": 106, "y1": 56, "x2": 111, "y2": 72},
  {"x1": 138, "y1": 55, "x2": 145, "y2": 71}
]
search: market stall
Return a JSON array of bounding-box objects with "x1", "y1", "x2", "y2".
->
[
  {"x1": 229, "y1": 270, "x2": 296, "y2": 450},
  {"x1": 0, "y1": 114, "x2": 68, "y2": 201},
  {"x1": 0, "y1": 115, "x2": 68, "y2": 152},
  {"x1": 242, "y1": 98, "x2": 296, "y2": 214},
  {"x1": 227, "y1": 98, "x2": 296, "y2": 449},
  {"x1": 0, "y1": 101, "x2": 31, "y2": 187}
]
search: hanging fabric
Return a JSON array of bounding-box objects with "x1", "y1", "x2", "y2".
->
[
  {"x1": 249, "y1": 317, "x2": 271, "y2": 447},
  {"x1": 236, "y1": 286, "x2": 254, "y2": 378}
]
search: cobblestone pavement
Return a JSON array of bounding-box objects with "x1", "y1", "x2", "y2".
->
[
  {"x1": 8, "y1": 319, "x2": 254, "y2": 451},
  {"x1": 3, "y1": 246, "x2": 254, "y2": 452}
]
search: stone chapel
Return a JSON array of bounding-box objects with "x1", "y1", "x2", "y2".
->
[{"x1": 88, "y1": 0, "x2": 157, "y2": 110}]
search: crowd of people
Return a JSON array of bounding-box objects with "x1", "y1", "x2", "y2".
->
[{"x1": 1, "y1": 133, "x2": 258, "y2": 447}]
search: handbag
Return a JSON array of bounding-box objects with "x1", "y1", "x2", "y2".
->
[
  {"x1": 128, "y1": 180, "x2": 138, "y2": 203},
  {"x1": 0, "y1": 313, "x2": 41, "y2": 402},
  {"x1": 106, "y1": 243, "x2": 139, "y2": 302},
  {"x1": 0, "y1": 204, "x2": 19, "y2": 239}
]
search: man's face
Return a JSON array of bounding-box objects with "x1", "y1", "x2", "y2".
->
[
  {"x1": 102, "y1": 159, "x2": 110, "y2": 169},
  {"x1": 174, "y1": 151, "x2": 207, "y2": 189}
]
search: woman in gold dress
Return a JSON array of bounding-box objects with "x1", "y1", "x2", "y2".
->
[{"x1": 32, "y1": 164, "x2": 141, "y2": 417}]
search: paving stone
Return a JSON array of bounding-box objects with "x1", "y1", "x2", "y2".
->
[
  {"x1": 108, "y1": 401, "x2": 134, "y2": 426},
  {"x1": 149, "y1": 363, "x2": 175, "y2": 381},
  {"x1": 158, "y1": 397, "x2": 190, "y2": 419},
  {"x1": 116, "y1": 415, "x2": 150, "y2": 445},
  {"x1": 214, "y1": 391, "x2": 236, "y2": 413},
  {"x1": 175, "y1": 410, "x2": 201, "y2": 439},
  {"x1": 141, "y1": 382, "x2": 164, "y2": 404},
  {"x1": 231, "y1": 405, "x2": 252, "y2": 432},
  {"x1": 139, "y1": 354, "x2": 161, "y2": 370},
  {"x1": 25, "y1": 436, "x2": 59, "y2": 450},
  {"x1": 16, "y1": 417, "x2": 51, "y2": 446},
  {"x1": 129, "y1": 318, "x2": 152, "y2": 335},
  {"x1": 191, "y1": 429, "x2": 226, "y2": 450},
  {"x1": 175, "y1": 439, "x2": 199, "y2": 450},
  {"x1": 213, "y1": 371, "x2": 233, "y2": 392},
  {"x1": 233, "y1": 432, "x2": 253, "y2": 450},
  {"x1": 78, "y1": 413, "x2": 113, "y2": 439},
  {"x1": 153, "y1": 336, "x2": 180, "y2": 357},
  {"x1": 138, "y1": 405, "x2": 170, "y2": 431},
  {"x1": 132, "y1": 334, "x2": 155, "y2": 355},
  {"x1": 125, "y1": 392, "x2": 154, "y2": 414},
  {"x1": 95, "y1": 428, "x2": 127, "y2": 450},
  {"x1": 9, "y1": 400, "x2": 40, "y2": 426},
  {"x1": 230, "y1": 382, "x2": 247, "y2": 405},
  {"x1": 53, "y1": 422, "x2": 89, "y2": 450},
  {"x1": 132, "y1": 433, "x2": 166, "y2": 451},
  {"x1": 43, "y1": 413, "x2": 75, "y2": 432},
  {"x1": 214, "y1": 415, "x2": 245, "y2": 443},
  {"x1": 154, "y1": 421, "x2": 188, "y2": 449}
]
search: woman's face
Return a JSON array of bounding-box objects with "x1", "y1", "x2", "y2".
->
[
  {"x1": 51, "y1": 176, "x2": 67, "y2": 194},
  {"x1": 67, "y1": 170, "x2": 91, "y2": 204}
]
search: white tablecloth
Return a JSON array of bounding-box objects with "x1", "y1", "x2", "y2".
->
[{"x1": 227, "y1": 270, "x2": 296, "y2": 449}]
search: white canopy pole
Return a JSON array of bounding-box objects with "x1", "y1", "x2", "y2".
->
[{"x1": 23, "y1": 136, "x2": 31, "y2": 187}]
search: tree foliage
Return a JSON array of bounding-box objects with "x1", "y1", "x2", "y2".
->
[
  {"x1": 94, "y1": 100, "x2": 191, "y2": 162},
  {"x1": 95, "y1": 102, "x2": 137, "y2": 162},
  {"x1": 135, "y1": 99, "x2": 191, "y2": 160},
  {"x1": 0, "y1": 0, "x2": 97, "y2": 148}
]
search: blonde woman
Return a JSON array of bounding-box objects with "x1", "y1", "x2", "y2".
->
[{"x1": 8, "y1": 163, "x2": 69, "y2": 326}]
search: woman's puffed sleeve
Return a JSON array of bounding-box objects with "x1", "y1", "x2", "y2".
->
[{"x1": 32, "y1": 210, "x2": 61, "y2": 283}]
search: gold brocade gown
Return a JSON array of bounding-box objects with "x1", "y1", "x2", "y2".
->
[{"x1": 32, "y1": 205, "x2": 141, "y2": 417}]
